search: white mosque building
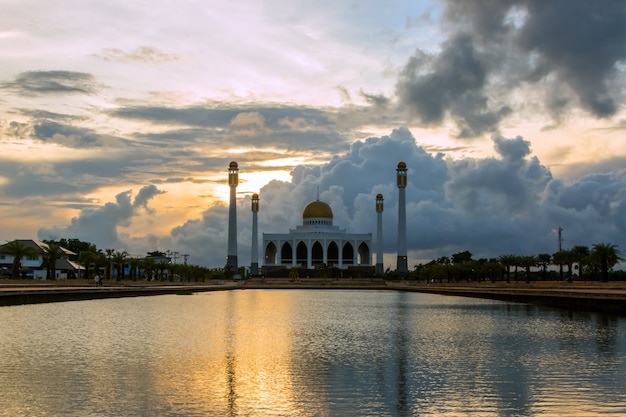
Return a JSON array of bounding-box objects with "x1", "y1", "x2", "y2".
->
[{"x1": 262, "y1": 199, "x2": 372, "y2": 271}]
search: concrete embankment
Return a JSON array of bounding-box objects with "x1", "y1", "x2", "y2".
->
[
  {"x1": 0, "y1": 283, "x2": 240, "y2": 306},
  {"x1": 390, "y1": 283, "x2": 626, "y2": 315}
]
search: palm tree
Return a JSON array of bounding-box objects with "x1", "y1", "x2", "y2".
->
[
  {"x1": 43, "y1": 243, "x2": 63, "y2": 280},
  {"x1": 105, "y1": 249, "x2": 115, "y2": 280},
  {"x1": 552, "y1": 250, "x2": 567, "y2": 281},
  {"x1": 536, "y1": 253, "x2": 551, "y2": 281},
  {"x1": 112, "y1": 251, "x2": 128, "y2": 281},
  {"x1": 141, "y1": 257, "x2": 155, "y2": 281},
  {"x1": 0, "y1": 240, "x2": 39, "y2": 279},
  {"x1": 127, "y1": 257, "x2": 141, "y2": 281},
  {"x1": 79, "y1": 250, "x2": 98, "y2": 281},
  {"x1": 498, "y1": 255, "x2": 517, "y2": 283},
  {"x1": 519, "y1": 255, "x2": 537, "y2": 284},
  {"x1": 289, "y1": 266, "x2": 300, "y2": 282},
  {"x1": 591, "y1": 243, "x2": 623, "y2": 282}
]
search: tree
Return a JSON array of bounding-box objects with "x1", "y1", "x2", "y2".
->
[
  {"x1": 142, "y1": 257, "x2": 155, "y2": 281},
  {"x1": 591, "y1": 243, "x2": 623, "y2": 282},
  {"x1": 498, "y1": 255, "x2": 517, "y2": 283},
  {"x1": 43, "y1": 243, "x2": 63, "y2": 280},
  {"x1": 79, "y1": 250, "x2": 98, "y2": 281},
  {"x1": 518, "y1": 255, "x2": 537, "y2": 284},
  {"x1": 552, "y1": 250, "x2": 567, "y2": 281},
  {"x1": 289, "y1": 266, "x2": 300, "y2": 282},
  {"x1": 105, "y1": 249, "x2": 115, "y2": 280},
  {"x1": 127, "y1": 257, "x2": 141, "y2": 281},
  {"x1": 571, "y1": 245, "x2": 590, "y2": 280},
  {"x1": 536, "y1": 253, "x2": 551, "y2": 281},
  {"x1": 0, "y1": 240, "x2": 39, "y2": 279},
  {"x1": 112, "y1": 251, "x2": 128, "y2": 281},
  {"x1": 451, "y1": 251, "x2": 472, "y2": 264}
]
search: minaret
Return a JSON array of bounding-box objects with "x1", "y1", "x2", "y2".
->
[
  {"x1": 251, "y1": 193, "x2": 259, "y2": 275},
  {"x1": 376, "y1": 193, "x2": 384, "y2": 274},
  {"x1": 227, "y1": 161, "x2": 239, "y2": 274},
  {"x1": 396, "y1": 162, "x2": 408, "y2": 276}
]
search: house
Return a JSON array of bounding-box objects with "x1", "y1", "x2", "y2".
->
[{"x1": 0, "y1": 239, "x2": 84, "y2": 280}]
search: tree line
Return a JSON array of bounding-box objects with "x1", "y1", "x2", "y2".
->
[
  {"x1": 0, "y1": 238, "x2": 227, "y2": 282},
  {"x1": 2, "y1": 238, "x2": 623, "y2": 282},
  {"x1": 408, "y1": 243, "x2": 623, "y2": 283}
]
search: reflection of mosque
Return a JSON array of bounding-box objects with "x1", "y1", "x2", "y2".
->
[{"x1": 263, "y1": 199, "x2": 372, "y2": 271}]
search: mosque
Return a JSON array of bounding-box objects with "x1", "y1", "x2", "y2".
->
[
  {"x1": 225, "y1": 161, "x2": 409, "y2": 277},
  {"x1": 262, "y1": 199, "x2": 372, "y2": 271}
]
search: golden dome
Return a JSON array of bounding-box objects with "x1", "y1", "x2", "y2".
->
[
  {"x1": 397, "y1": 161, "x2": 406, "y2": 169},
  {"x1": 376, "y1": 193, "x2": 383, "y2": 199},
  {"x1": 302, "y1": 200, "x2": 333, "y2": 219},
  {"x1": 252, "y1": 193, "x2": 259, "y2": 199},
  {"x1": 229, "y1": 161, "x2": 238, "y2": 169}
]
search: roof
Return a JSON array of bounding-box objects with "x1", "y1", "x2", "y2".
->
[
  {"x1": 302, "y1": 200, "x2": 333, "y2": 219},
  {"x1": 0, "y1": 239, "x2": 76, "y2": 256}
]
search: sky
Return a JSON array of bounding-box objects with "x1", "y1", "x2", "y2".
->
[{"x1": 1, "y1": 0, "x2": 625, "y2": 269}]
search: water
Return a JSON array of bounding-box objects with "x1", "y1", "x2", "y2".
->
[{"x1": 1, "y1": 290, "x2": 625, "y2": 416}]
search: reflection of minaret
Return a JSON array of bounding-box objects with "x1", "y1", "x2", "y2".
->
[
  {"x1": 251, "y1": 193, "x2": 259, "y2": 275},
  {"x1": 227, "y1": 161, "x2": 239, "y2": 273},
  {"x1": 376, "y1": 193, "x2": 384, "y2": 274},
  {"x1": 396, "y1": 162, "x2": 408, "y2": 276}
]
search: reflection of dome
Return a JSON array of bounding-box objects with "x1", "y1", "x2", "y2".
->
[{"x1": 303, "y1": 200, "x2": 333, "y2": 219}]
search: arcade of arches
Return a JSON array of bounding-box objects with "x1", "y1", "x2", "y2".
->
[{"x1": 263, "y1": 200, "x2": 372, "y2": 270}]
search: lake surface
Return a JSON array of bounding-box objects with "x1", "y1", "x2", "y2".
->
[{"x1": 1, "y1": 290, "x2": 625, "y2": 416}]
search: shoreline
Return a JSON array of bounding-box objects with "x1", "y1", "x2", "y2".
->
[{"x1": 2, "y1": 278, "x2": 626, "y2": 315}]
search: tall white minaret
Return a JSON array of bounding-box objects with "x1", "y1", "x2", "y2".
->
[
  {"x1": 376, "y1": 193, "x2": 384, "y2": 274},
  {"x1": 251, "y1": 193, "x2": 259, "y2": 275},
  {"x1": 227, "y1": 161, "x2": 239, "y2": 273},
  {"x1": 396, "y1": 162, "x2": 408, "y2": 276}
]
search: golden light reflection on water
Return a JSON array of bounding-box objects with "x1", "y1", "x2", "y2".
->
[{"x1": 1, "y1": 291, "x2": 625, "y2": 416}]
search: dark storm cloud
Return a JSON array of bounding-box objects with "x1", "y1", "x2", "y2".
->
[
  {"x1": 396, "y1": 0, "x2": 626, "y2": 136},
  {"x1": 516, "y1": 0, "x2": 626, "y2": 117},
  {"x1": 396, "y1": 34, "x2": 510, "y2": 137},
  {"x1": 1, "y1": 71, "x2": 100, "y2": 96}
]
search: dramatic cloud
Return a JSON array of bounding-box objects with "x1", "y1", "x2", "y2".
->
[
  {"x1": 38, "y1": 185, "x2": 165, "y2": 250},
  {"x1": 52, "y1": 129, "x2": 625, "y2": 267},
  {"x1": 397, "y1": 0, "x2": 626, "y2": 136}
]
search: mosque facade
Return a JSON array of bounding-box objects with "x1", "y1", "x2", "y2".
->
[{"x1": 262, "y1": 199, "x2": 372, "y2": 270}]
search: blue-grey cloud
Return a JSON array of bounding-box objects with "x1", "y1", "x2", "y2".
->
[
  {"x1": 38, "y1": 185, "x2": 165, "y2": 250},
  {"x1": 1, "y1": 71, "x2": 100, "y2": 96},
  {"x1": 396, "y1": 0, "x2": 626, "y2": 137}
]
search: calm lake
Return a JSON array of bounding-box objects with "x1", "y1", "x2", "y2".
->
[{"x1": 1, "y1": 290, "x2": 625, "y2": 416}]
